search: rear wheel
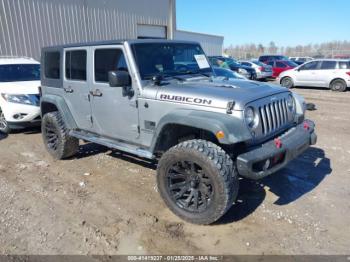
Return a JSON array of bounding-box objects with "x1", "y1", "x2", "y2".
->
[
  {"x1": 281, "y1": 77, "x2": 294, "y2": 89},
  {"x1": 42, "y1": 111, "x2": 79, "y2": 160},
  {"x1": 0, "y1": 107, "x2": 10, "y2": 134},
  {"x1": 157, "y1": 140, "x2": 238, "y2": 225},
  {"x1": 330, "y1": 79, "x2": 347, "y2": 92}
]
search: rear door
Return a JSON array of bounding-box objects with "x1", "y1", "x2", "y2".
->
[
  {"x1": 63, "y1": 48, "x2": 92, "y2": 131},
  {"x1": 317, "y1": 60, "x2": 338, "y2": 87}
]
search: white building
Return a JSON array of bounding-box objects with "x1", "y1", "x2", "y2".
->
[{"x1": 0, "y1": 0, "x2": 223, "y2": 60}]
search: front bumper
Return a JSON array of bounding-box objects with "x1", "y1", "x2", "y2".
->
[
  {"x1": 237, "y1": 120, "x2": 317, "y2": 180},
  {"x1": 1, "y1": 102, "x2": 41, "y2": 129},
  {"x1": 8, "y1": 118, "x2": 41, "y2": 129}
]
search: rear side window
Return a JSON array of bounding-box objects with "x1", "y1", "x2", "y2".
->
[
  {"x1": 65, "y1": 50, "x2": 87, "y2": 81},
  {"x1": 268, "y1": 61, "x2": 274, "y2": 66},
  {"x1": 276, "y1": 62, "x2": 287, "y2": 68},
  {"x1": 94, "y1": 49, "x2": 128, "y2": 83},
  {"x1": 44, "y1": 52, "x2": 60, "y2": 79},
  {"x1": 339, "y1": 61, "x2": 350, "y2": 69},
  {"x1": 320, "y1": 61, "x2": 336, "y2": 70}
]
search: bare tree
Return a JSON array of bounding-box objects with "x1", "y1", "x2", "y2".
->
[{"x1": 224, "y1": 40, "x2": 350, "y2": 59}]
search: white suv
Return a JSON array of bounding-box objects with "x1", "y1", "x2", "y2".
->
[
  {"x1": 0, "y1": 57, "x2": 41, "y2": 133},
  {"x1": 279, "y1": 59, "x2": 350, "y2": 92}
]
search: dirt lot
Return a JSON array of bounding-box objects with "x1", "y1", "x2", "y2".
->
[{"x1": 0, "y1": 86, "x2": 349, "y2": 255}]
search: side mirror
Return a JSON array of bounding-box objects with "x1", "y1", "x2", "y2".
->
[{"x1": 108, "y1": 71, "x2": 131, "y2": 87}]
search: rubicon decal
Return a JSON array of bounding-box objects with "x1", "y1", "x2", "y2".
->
[{"x1": 160, "y1": 94, "x2": 212, "y2": 105}]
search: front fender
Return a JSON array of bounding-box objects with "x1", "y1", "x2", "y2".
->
[
  {"x1": 150, "y1": 109, "x2": 252, "y2": 152},
  {"x1": 40, "y1": 94, "x2": 77, "y2": 130}
]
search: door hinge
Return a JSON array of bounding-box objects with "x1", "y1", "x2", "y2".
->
[
  {"x1": 90, "y1": 115, "x2": 93, "y2": 123},
  {"x1": 135, "y1": 100, "x2": 138, "y2": 108},
  {"x1": 137, "y1": 125, "x2": 140, "y2": 133}
]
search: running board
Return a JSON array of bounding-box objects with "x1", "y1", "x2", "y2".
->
[{"x1": 70, "y1": 130, "x2": 154, "y2": 159}]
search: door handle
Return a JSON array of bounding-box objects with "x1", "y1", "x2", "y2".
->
[
  {"x1": 90, "y1": 89, "x2": 103, "y2": 97},
  {"x1": 64, "y1": 87, "x2": 74, "y2": 93}
]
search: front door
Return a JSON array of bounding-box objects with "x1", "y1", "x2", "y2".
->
[
  {"x1": 63, "y1": 48, "x2": 92, "y2": 131},
  {"x1": 89, "y1": 46, "x2": 139, "y2": 142},
  {"x1": 294, "y1": 60, "x2": 320, "y2": 86}
]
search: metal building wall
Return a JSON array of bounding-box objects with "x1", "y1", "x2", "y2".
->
[
  {"x1": 0, "y1": 0, "x2": 171, "y2": 60},
  {"x1": 175, "y1": 30, "x2": 223, "y2": 56}
]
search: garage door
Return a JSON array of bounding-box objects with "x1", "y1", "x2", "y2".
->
[{"x1": 137, "y1": 25, "x2": 167, "y2": 39}]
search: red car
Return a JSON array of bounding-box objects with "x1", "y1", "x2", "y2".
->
[{"x1": 266, "y1": 60, "x2": 298, "y2": 78}]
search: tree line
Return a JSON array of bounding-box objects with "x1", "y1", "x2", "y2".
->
[{"x1": 224, "y1": 40, "x2": 350, "y2": 59}]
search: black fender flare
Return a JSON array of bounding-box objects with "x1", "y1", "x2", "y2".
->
[{"x1": 150, "y1": 109, "x2": 252, "y2": 152}]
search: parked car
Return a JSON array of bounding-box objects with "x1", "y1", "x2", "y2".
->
[
  {"x1": 240, "y1": 60, "x2": 273, "y2": 80},
  {"x1": 0, "y1": 57, "x2": 41, "y2": 134},
  {"x1": 266, "y1": 60, "x2": 298, "y2": 78},
  {"x1": 208, "y1": 56, "x2": 257, "y2": 80},
  {"x1": 259, "y1": 55, "x2": 289, "y2": 64},
  {"x1": 40, "y1": 39, "x2": 316, "y2": 225},
  {"x1": 279, "y1": 59, "x2": 350, "y2": 92},
  {"x1": 289, "y1": 57, "x2": 313, "y2": 65},
  {"x1": 212, "y1": 66, "x2": 247, "y2": 80}
]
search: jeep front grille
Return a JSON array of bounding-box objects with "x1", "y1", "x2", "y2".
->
[{"x1": 258, "y1": 98, "x2": 290, "y2": 135}]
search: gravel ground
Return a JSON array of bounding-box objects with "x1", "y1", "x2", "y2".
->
[{"x1": 0, "y1": 85, "x2": 349, "y2": 255}]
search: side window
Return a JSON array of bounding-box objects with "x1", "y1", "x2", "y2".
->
[
  {"x1": 320, "y1": 61, "x2": 336, "y2": 70},
  {"x1": 65, "y1": 50, "x2": 87, "y2": 81},
  {"x1": 94, "y1": 49, "x2": 129, "y2": 83},
  {"x1": 276, "y1": 62, "x2": 286, "y2": 68},
  {"x1": 268, "y1": 61, "x2": 274, "y2": 66},
  {"x1": 241, "y1": 62, "x2": 250, "y2": 66},
  {"x1": 44, "y1": 52, "x2": 60, "y2": 79},
  {"x1": 339, "y1": 61, "x2": 350, "y2": 69},
  {"x1": 299, "y1": 61, "x2": 319, "y2": 71}
]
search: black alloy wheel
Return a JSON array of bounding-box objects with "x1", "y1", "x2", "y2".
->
[{"x1": 166, "y1": 160, "x2": 214, "y2": 213}]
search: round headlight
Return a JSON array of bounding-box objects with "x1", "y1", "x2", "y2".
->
[
  {"x1": 245, "y1": 106, "x2": 257, "y2": 128},
  {"x1": 287, "y1": 95, "x2": 295, "y2": 112}
]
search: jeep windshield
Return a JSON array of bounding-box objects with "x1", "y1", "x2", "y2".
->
[
  {"x1": 131, "y1": 43, "x2": 213, "y2": 80},
  {"x1": 0, "y1": 64, "x2": 40, "y2": 82}
]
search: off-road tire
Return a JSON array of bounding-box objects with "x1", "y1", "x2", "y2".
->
[
  {"x1": 330, "y1": 79, "x2": 347, "y2": 92},
  {"x1": 157, "y1": 139, "x2": 238, "y2": 225},
  {"x1": 281, "y1": 77, "x2": 294, "y2": 89},
  {"x1": 42, "y1": 111, "x2": 79, "y2": 160},
  {"x1": 0, "y1": 107, "x2": 10, "y2": 134}
]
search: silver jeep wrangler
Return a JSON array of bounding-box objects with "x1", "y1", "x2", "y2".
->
[{"x1": 40, "y1": 40, "x2": 317, "y2": 224}]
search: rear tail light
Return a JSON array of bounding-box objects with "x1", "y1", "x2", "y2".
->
[
  {"x1": 259, "y1": 66, "x2": 263, "y2": 71},
  {"x1": 346, "y1": 72, "x2": 350, "y2": 76}
]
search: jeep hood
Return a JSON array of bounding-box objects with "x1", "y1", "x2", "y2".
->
[
  {"x1": 154, "y1": 78, "x2": 289, "y2": 110},
  {"x1": 0, "y1": 81, "x2": 40, "y2": 95}
]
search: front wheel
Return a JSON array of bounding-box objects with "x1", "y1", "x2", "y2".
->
[
  {"x1": 0, "y1": 107, "x2": 10, "y2": 134},
  {"x1": 281, "y1": 77, "x2": 294, "y2": 89},
  {"x1": 157, "y1": 140, "x2": 238, "y2": 225}
]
